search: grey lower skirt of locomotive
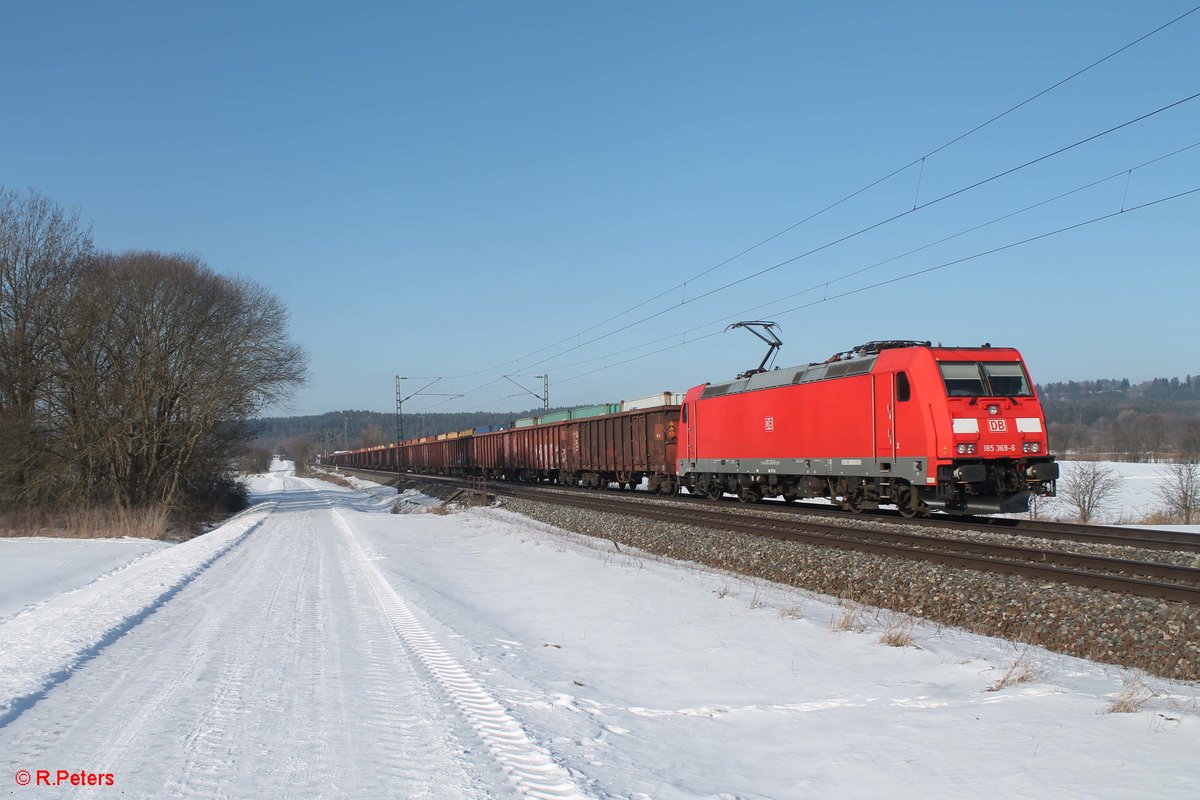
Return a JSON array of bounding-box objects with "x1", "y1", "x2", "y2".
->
[{"x1": 934, "y1": 457, "x2": 1059, "y2": 514}]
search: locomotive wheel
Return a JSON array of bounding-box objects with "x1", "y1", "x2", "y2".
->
[
  {"x1": 738, "y1": 487, "x2": 759, "y2": 504},
  {"x1": 706, "y1": 483, "x2": 724, "y2": 500},
  {"x1": 894, "y1": 484, "x2": 927, "y2": 518},
  {"x1": 840, "y1": 492, "x2": 864, "y2": 513}
]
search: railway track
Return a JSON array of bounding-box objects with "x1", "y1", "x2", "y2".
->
[
  {"x1": 781, "y1": 501, "x2": 1200, "y2": 553},
  {"x1": 335, "y1": 467, "x2": 1200, "y2": 605}
]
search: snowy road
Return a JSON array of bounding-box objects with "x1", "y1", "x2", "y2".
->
[
  {"x1": 2, "y1": 468, "x2": 1198, "y2": 799},
  {"x1": 0, "y1": 474, "x2": 586, "y2": 799}
]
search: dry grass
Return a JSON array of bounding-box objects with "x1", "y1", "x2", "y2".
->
[
  {"x1": 1105, "y1": 673, "x2": 1156, "y2": 714},
  {"x1": 428, "y1": 503, "x2": 452, "y2": 516},
  {"x1": 986, "y1": 649, "x2": 1046, "y2": 692},
  {"x1": 1136, "y1": 509, "x2": 1182, "y2": 526},
  {"x1": 879, "y1": 614, "x2": 916, "y2": 647},
  {"x1": 309, "y1": 469, "x2": 355, "y2": 490},
  {"x1": 778, "y1": 604, "x2": 804, "y2": 620},
  {"x1": 831, "y1": 603, "x2": 866, "y2": 633},
  {"x1": 0, "y1": 506, "x2": 172, "y2": 540}
]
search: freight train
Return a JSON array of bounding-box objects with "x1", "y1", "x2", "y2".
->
[{"x1": 325, "y1": 340, "x2": 1059, "y2": 516}]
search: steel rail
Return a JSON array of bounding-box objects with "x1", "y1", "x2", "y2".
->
[
  {"x1": 337, "y1": 468, "x2": 1200, "y2": 603},
  {"x1": 494, "y1": 484, "x2": 1200, "y2": 606}
]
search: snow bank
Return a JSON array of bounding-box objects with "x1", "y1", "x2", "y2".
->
[
  {"x1": 0, "y1": 537, "x2": 172, "y2": 620},
  {"x1": 0, "y1": 503, "x2": 273, "y2": 725}
]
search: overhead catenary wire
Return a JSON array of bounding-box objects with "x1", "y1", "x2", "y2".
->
[
  {"x1": 430, "y1": 5, "x2": 1200, "y2": 386},
  {"x1": 552, "y1": 185, "x2": 1200, "y2": 384},
  {"x1": 450, "y1": 93, "x2": 1200, "y2": 382},
  {"x1": 413, "y1": 135, "x2": 1200, "y2": 415},
  {"x1": 421, "y1": 89, "x2": 1200, "y2": 415}
]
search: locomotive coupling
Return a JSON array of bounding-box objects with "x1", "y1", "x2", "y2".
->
[
  {"x1": 953, "y1": 465, "x2": 987, "y2": 482},
  {"x1": 1026, "y1": 462, "x2": 1059, "y2": 481}
]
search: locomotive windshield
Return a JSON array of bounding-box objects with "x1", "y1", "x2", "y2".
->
[{"x1": 940, "y1": 361, "x2": 1033, "y2": 397}]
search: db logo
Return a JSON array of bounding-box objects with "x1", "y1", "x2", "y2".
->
[
  {"x1": 988, "y1": 419, "x2": 1007, "y2": 433},
  {"x1": 765, "y1": 416, "x2": 775, "y2": 432}
]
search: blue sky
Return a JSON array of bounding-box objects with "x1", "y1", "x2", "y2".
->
[{"x1": 4, "y1": 1, "x2": 1198, "y2": 417}]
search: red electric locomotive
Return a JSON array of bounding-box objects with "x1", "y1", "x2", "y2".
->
[{"x1": 676, "y1": 340, "x2": 1058, "y2": 515}]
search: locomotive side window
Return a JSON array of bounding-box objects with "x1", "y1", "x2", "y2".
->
[
  {"x1": 982, "y1": 362, "x2": 1033, "y2": 397},
  {"x1": 682, "y1": 404, "x2": 689, "y2": 423},
  {"x1": 896, "y1": 371, "x2": 911, "y2": 402}
]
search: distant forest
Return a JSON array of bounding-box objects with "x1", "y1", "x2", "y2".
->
[
  {"x1": 1039, "y1": 375, "x2": 1200, "y2": 461},
  {"x1": 256, "y1": 375, "x2": 1200, "y2": 463}
]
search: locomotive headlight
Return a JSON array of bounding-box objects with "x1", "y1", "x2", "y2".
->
[
  {"x1": 958, "y1": 443, "x2": 976, "y2": 455},
  {"x1": 957, "y1": 443, "x2": 966, "y2": 454},
  {"x1": 1030, "y1": 442, "x2": 1040, "y2": 453},
  {"x1": 967, "y1": 443, "x2": 976, "y2": 454},
  {"x1": 987, "y1": 405, "x2": 999, "y2": 415}
]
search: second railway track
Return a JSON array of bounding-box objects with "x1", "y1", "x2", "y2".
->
[{"x1": 338, "y1": 467, "x2": 1200, "y2": 605}]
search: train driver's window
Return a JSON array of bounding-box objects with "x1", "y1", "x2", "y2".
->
[
  {"x1": 682, "y1": 404, "x2": 689, "y2": 423},
  {"x1": 896, "y1": 372, "x2": 911, "y2": 402},
  {"x1": 940, "y1": 362, "x2": 986, "y2": 397}
]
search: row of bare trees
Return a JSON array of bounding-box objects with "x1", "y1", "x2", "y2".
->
[
  {"x1": 1053, "y1": 460, "x2": 1200, "y2": 524},
  {"x1": 1, "y1": 187, "x2": 307, "y2": 517}
]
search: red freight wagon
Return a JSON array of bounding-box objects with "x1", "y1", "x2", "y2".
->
[
  {"x1": 491, "y1": 407, "x2": 678, "y2": 491},
  {"x1": 572, "y1": 408, "x2": 679, "y2": 492},
  {"x1": 472, "y1": 430, "x2": 508, "y2": 473},
  {"x1": 678, "y1": 341, "x2": 1057, "y2": 515},
  {"x1": 406, "y1": 436, "x2": 472, "y2": 473},
  {"x1": 503, "y1": 420, "x2": 571, "y2": 480}
]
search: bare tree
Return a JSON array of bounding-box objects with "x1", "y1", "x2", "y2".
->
[
  {"x1": 361, "y1": 422, "x2": 384, "y2": 448},
  {"x1": 0, "y1": 187, "x2": 93, "y2": 505},
  {"x1": 239, "y1": 447, "x2": 273, "y2": 475},
  {"x1": 1058, "y1": 461, "x2": 1122, "y2": 523},
  {"x1": 51, "y1": 251, "x2": 307, "y2": 511},
  {"x1": 283, "y1": 438, "x2": 313, "y2": 476},
  {"x1": 1155, "y1": 459, "x2": 1200, "y2": 524}
]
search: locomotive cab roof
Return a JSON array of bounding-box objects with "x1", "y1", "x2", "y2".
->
[{"x1": 700, "y1": 341, "x2": 1024, "y2": 400}]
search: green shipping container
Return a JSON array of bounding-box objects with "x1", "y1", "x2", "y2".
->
[
  {"x1": 569, "y1": 403, "x2": 618, "y2": 420},
  {"x1": 537, "y1": 410, "x2": 571, "y2": 424}
]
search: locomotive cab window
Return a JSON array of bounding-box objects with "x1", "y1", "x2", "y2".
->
[
  {"x1": 939, "y1": 361, "x2": 1034, "y2": 397},
  {"x1": 982, "y1": 362, "x2": 1033, "y2": 397},
  {"x1": 940, "y1": 363, "x2": 986, "y2": 397},
  {"x1": 896, "y1": 371, "x2": 911, "y2": 402}
]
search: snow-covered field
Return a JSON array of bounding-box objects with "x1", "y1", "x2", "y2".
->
[
  {"x1": 0, "y1": 537, "x2": 172, "y2": 620},
  {"x1": 1033, "y1": 460, "x2": 1200, "y2": 531},
  {"x1": 0, "y1": 461, "x2": 1197, "y2": 798}
]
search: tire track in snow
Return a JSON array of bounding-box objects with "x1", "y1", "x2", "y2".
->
[
  {"x1": 165, "y1": 515, "x2": 315, "y2": 799},
  {"x1": 333, "y1": 510, "x2": 590, "y2": 800},
  {"x1": 329, "y1": 527, "x2": 478, "y2": 798}
]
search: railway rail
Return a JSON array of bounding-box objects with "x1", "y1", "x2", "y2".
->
[{"x1": 333, "y1": 467, "x2": 1200, "y2": 605}]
